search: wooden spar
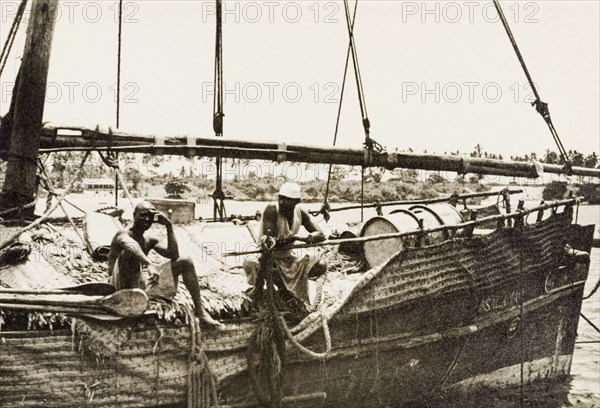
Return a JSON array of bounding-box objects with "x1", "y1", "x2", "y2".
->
[
  {"x1": 18, "y1": 125, "x2": 598, "y2": 179},
  {"x1": 0, "y1": 0, "x2": 58, "y2": 217}
]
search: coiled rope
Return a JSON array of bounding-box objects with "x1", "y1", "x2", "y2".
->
[
  {"x1": 247, "y1": 246, "x2": 286, "y2": 408},
  {"x1": 279, "y1": 307, "x2": 331, "y2": 360},
  {"x1": 186, "y1": 305, "x2": 219, "y2": 408}
]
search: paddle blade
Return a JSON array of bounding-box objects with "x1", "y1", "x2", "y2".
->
[{"x1": 98, "y1": 289, "x2": 149, "y2": 317}]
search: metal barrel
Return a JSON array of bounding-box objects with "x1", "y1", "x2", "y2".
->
[
  {"x1": 361, "y1": 210, "x2": 420, "y2": 269},
  {"x1": 360, "y1": 204, "x2": 465, "y2": 268}
]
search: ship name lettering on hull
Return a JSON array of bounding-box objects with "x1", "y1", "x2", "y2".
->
[{"x1": 478, "y1": 290, "x2": 524, "y2": 313}]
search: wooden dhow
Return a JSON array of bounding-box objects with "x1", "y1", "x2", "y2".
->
[
  {"x1": 0, "y1": 0, "x2": 598, "y2": 407},
  {"x1": 0, "y1": 196, "x2": 595, "y2": 407}
]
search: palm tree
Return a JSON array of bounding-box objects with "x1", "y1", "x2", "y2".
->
[{"x1": 584, "y1": 152, "x2": 598, "y2": 168}]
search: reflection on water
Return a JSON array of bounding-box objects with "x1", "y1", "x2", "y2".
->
[{"x1": 416, "y1": 381, "x2": 572, "y2": 408}]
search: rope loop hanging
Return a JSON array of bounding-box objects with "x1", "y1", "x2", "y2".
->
[{"x1": 492, "y1": 0, "x2": 572, "y2": 175}]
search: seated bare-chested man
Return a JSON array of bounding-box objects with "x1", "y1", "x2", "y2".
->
[{"x1": 108, "y1": 201, "x2": 220, "y2": 327}]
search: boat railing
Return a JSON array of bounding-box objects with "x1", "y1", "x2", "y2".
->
[
  {"x1": 224, "y1": 197, "x2": 579, "y2": 257},
  {"x1": 308, "y1": 188, "x2": 523, "y2": 216}
]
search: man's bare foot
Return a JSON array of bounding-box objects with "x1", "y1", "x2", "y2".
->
[{"x1": 197, "y1": 309, "x2": 223, "y2": 329}]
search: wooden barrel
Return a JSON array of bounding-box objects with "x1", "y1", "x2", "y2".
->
[{"x1": 361, "y1": 210, "x2": 420, "y2": 268}]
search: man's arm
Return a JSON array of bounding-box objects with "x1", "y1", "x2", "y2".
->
[
  {"x1": 113, "y1": 230, "x2": 160, "y2": 286},
  {"x1": 115, "y1": 230, "x2": 154, "y2": 266},
  {"x1": 300, "y1": 209, "x2": 325, "y2": 244},
  {"x1": 151, "y1": 213, "x2": 179, "y2": 260},
  {"x1": 260, "y1": 204, "x2": 278, "y2": 238},
  {"x1": 255, "y1": 204, "x2": 278, "y2": 248}
]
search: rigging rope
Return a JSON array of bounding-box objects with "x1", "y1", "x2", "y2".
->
[
  {"x1": 0, "y1": 152, "x2": 91, "y2": 251},
  {"x1": 116, "y1": 0, "x2": 123, "y2": 129},
  {"x1": 516, "y1": 205, "x2": 525, "y2": 408},
  {"x1": 322, "y1": 0, "x2": 359, "y2": 212},
  {"x1": 0, "y1": 0, "x2": 27, "y2": 79},
  {"x1": 580, "y1": 313, "x2": 600, "y2": 335},
  {"x1": 341, "y1": 0, "x2": 382, "y2": 220},
  {"x1": 98, "y1": 150, "x2": 135, "y2": 209},
  {"x1": 492, "y1": 0, "x2": 572, "y2": 175},
  {"x1": 342, "y1": 0, "x2": 370, "y2": 143},
  {"x1": 113, "y1": 0, "x2": 124, "y2": 208},
  {"x1": 212, "y1": 0, "x2": 226, "y2": 222},
  {"x1": 36, "y1": 159, "x2": 90, "y2": 253}
]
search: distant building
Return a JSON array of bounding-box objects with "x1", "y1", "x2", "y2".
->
[
  {"x1": 83, "y1": 178, "x2": 115, "y2": 191},
  {"x1": 83, "y1": 177, "x2": 133, "y2": 191}
]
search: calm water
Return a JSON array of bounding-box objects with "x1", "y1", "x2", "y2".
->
[
  {"x1": 36, "y1": 193, "x2": 600, "y2": 407},
  {"x1": 569, "y1": 205, "x2": 600, "y2": 407}
]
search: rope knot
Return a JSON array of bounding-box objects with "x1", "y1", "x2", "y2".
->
[
  {"x1": 362, "y1": 118, "x2": 371, "y2": 136},
  {"x1": 374, "y1": 200, "x2": 383, "y2": 216},
  {"x1": 99, "y1": 151, "x2": 119, "y2": 169},
  {"x1": 532, "y1": 99, "x2": 550, "y2": 120},
  {"x1": 211, "y1": 188, "x2": 226, "y2": 201},
  {"x1": 213, "y1": 111, "x2": 224, "y2": 136},
  {"x1": 561, "y1": 161, "x2": 574, "y2": 176},
  {"x1": 319, "y1": 202, "x2": 331, "y2": 222}
]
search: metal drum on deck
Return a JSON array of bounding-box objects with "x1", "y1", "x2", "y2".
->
[
  {"x1": 408, "y1": 203, "x2": 465, "y2": 241},
  {"x1": 361, "y1": 210, "x2": 420, "y2": 268},
  {"x1": 424, "y1": 202, "x2": 465, "y2": 225},
  {"x1": 339, "y1": 222, "x2": 366, "y2": 256}
]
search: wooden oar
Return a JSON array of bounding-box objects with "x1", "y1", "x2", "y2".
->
[
  {"x1": 0, "y1": 289, "x2": 149, "y2": 317},
  {"x1": 0, "y1": 282, "x2": 116, "y2": 296}
]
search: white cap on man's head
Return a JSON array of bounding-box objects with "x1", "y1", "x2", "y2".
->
[{"x1": 279, "y1": 182, "x2": 301, "y2": 199}]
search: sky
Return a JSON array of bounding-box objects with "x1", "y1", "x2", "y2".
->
[{"x1": 0, "y1": 0, "x2": 599, "y2": 160}]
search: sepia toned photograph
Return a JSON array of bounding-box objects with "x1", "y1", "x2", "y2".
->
[{"x1": 0, "y1": 1, "x2": 598, "y2": 407}]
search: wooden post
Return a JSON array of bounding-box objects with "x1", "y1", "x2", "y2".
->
[{"x1": 0, "y1": 0, "x2": 58, "y2": 218}]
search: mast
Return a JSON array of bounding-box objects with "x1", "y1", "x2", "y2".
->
[{"x1": 0, "y1": 0, "x2": 58, "y2": 218}]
